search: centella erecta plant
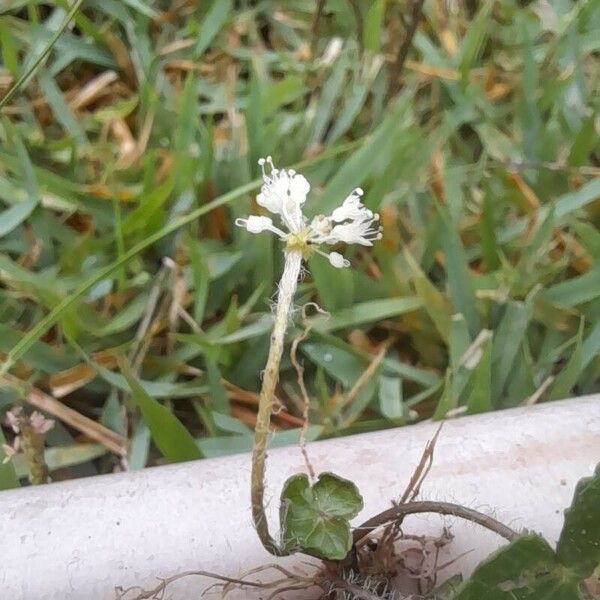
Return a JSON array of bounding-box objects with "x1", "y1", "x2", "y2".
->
[{"x1": 236, "y1": 157, "x2": 382, "y2": 558}]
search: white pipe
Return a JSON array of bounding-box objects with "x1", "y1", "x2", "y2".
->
[{"x1": 2, "y1": 396, "x2": 599, "y2": 599}]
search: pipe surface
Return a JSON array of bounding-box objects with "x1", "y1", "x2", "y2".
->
[{"x1": 1, "y1": 396, "x2": 599, "y2": 599}]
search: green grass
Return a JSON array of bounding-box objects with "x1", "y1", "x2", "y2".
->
[{"x1": 0, "y1": 0, "x2": 598, "y2": 485}]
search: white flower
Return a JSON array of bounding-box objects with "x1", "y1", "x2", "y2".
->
[
  {"x1": 235, "y1": 157, "x2": 382, "y2": 268},
  {"x1": 29, "y1": 411, "x2": 55, "y2": 435}
]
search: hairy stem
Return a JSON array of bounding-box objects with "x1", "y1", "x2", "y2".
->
[
  {"x1": 19, "y1": 421, "x2": 49, "y2": 485},
  {"x1": 353, "y1": 500, "x2": 519, "y2": 545},
  {"x1": 251, "y1": 250, "x2": 303, "y2": 555}
]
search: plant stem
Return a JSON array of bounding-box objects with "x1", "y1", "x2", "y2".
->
[
  {"x1": 353, "y1": 500, "x2": 519, "y2": 545},
  {"x1": 18, "y1": 421, "x2": 49, "y2": 485},
  {"x1": 251, "y1": 249, "x2": 303, "y2": 555}
]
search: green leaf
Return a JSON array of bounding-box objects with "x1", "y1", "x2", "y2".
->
[
  {"x1": 363, "y1": 0, "x2": 386, "y2": 55},
  {"x1": 122, "y1": 177, "x2": 175, "y2": 235},
  {"x1": 497, "y1": 178, "x2": 600, "y2": 248},
  {"x1": 197, "y1": 426, "x2": 323, "y2": 458},
  {"x1": 449, "y1": 313, "x2": 471, "y2": 370},
  {"x1": 571, "y1": 221, "x2": 600, "y2": 258},
  {"x1": 458, "y1": 2, "x2": 493, "y2": 79},
  {"x1": 326, "y1": 57, "x2": 383, "y2": 144},
  {"x1": 205, "y1": 354, "x2": 229, "y2": 413},
  {"x1": 0, "y1": 199, "x2": 37, "y2": 238},
  {"x1": 491, "y1": 299, "x2": 533, "y2": 403},
  {"x1": 378, "y1": 375, "x2": 405, "y2": 421},
  {"x1": 447, "y1": 313, "x2": 473, "y2": 401},
  {"x1": 124, "y1": 369, "x2": 203, "y2": 463},
  {"x1": 310, "y1": 296, "x2": 422, "y2": 332},
  {"x1": 309, "y1": 254, "x2": 354, "y2": 311},
  {"x1": 543, "y1": 265, "x2": 600, "y2": 308},
  {"x1": 557, "y1": 463, "x2": 600, "y2": 578},
  {"x1": 569, "y1": 117, "x2": 597, "y2": 166},
  {"x1": 316, "y1": 95, "x2": 411, "y2": 213},
  {"x1": 189, "y1": 241, "x2": 210, "y2": 324},
  {"x1": 280, "y1": 472, "x2": 363, "y2": 560},
  {"x1": 549, "y1": 320, "x2": 583, "y2": 401},
  {"x1": 480, "y1": 190, "x2": 501, "y2": 271},
  {"x1": 121, "y1": 0, "x2": 159, "y2": 18},
  {"x1": 431, "y1": 574, "x2": 463, "y2": 599},
  {"x1": 432, "y1": 369, "x2": 455, "y2": 420},
  {"x1": 465, "y1": 332, "x2": 493, "y2": 414},
  {"x1": 582, "y1": 322, "x2": 600, "y2": 372},
  {"x1": 5, "y1": 118, "x2": 39, "y2": 205},
  {"x1": 0, "y1": 325, "x2": 73, "y2": 373},
  {"x1": 454, "y1": 534, "x2": 579, "y2": 600},
  {"x1": 301, "y1": 342, "x2": 366, "y2": 388},
  {"x1": 438, "y1": 207, "x2": 480, "y2": 336},
  {"x1": 0, "y1": 427, "x2": 20, "y2": 490},
  {"x1": 0, "y1": 0, "x2": 85, "y2": 109},
  {"x1": 211, "y1": 411, "x2": 251, "y2": 435},
  {"x1": 309, "y1": 52, "x2": 350, "y2": 147},
  {"x1": 0, "y1": 20, "x2": 18, "y2": 74},
  {"x1": 404, "y1": 249, "x2": 450, "y2": 342},
  {"x1": 95, "y1": 364, "x2": 207, "y2": 398},
  {"x1": 194, "y1": 0, "x2": 232, "y2": 57},
  {"x1": 37, "y1": 70, "x2": 86, "y2": 146}
]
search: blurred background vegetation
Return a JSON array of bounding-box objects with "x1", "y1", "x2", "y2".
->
[{"x1": 0, "y1": 0, "x2": 598, "y2": 487}]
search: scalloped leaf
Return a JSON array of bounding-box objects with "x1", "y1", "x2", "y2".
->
[
  {"x1": 280, "y1": 472, "x2": 363, "y2": 560},
  {"x1": 557, "y1": 463, "x2": 600, "y2": 578},
  {"x1": 453, "y1": 534, "x2": 581, "y2": 600}
]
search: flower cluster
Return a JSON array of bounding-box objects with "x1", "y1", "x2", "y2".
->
[
  {"x1": 236, "y1": 157, "x2": 382, "y2": 268},
  {"x1": 2, "y1": 407, "x2": 54, "y2": 464}
]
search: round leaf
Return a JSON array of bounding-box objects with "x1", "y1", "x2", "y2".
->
[{"x1": 280, "y1": 472, "x2": 363, "y2": 560}]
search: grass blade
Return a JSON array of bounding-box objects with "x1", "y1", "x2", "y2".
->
[
  {"x1": 0, "y1": 0, "x2": 84, "y2": 109},
  {"x1": 123, "y1": 366, "x2": 203, "y2": 463}
]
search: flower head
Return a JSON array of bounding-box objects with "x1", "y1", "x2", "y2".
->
[
  {"x1": 29, "y1": 411, "x2": 55, "y2": 435},
  {"x1": 236, "y1": 157, "x2": 382, "y2": 268}
]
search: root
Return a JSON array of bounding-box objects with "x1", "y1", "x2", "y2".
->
[
  {"x1": 221, "y1": 563, "x2": 316, "y2": 597},
  {"x1": 115, "y1": 563, "x2": 320, "y2": 600},
  {"x1": 113, "y1": 570, "x2": 265, "y2": 599}
]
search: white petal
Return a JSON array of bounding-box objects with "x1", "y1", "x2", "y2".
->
[
  {"x1": 289, "y1": 174, "x2": 310, "y2": 204},
  {"x1": 235, "y1": 216, "x2": 268, "y2": 234},
  {"x1": 328, "y1": 219, "x2": 381, "y2": 246},
  {"x1": 255, "y1": 158, "x2": 311, "y2": 233},
  {"x1": 251, "y1": 215, "x2": 275, "y2": 233},
  {"x1": 256, "y1": 190, "x2": 282, "y2": 215},
  {"x1": 236, "y1": 215, "x2": 287, "y2": 238},
  {"x1": 328, "y1": 252, "x2": 350, "y2": 268},
  {"x1": 271, "y1": 170, "x2": 289, "y2": 200},
  {"x1": 330, "y1": 189, "x2": 370, "y2": 223}
]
